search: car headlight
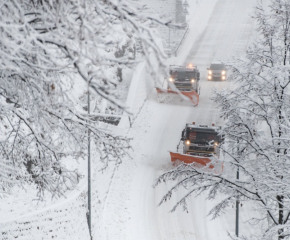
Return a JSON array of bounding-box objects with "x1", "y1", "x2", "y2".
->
[
  {"x1": 222, "y1": 70, "x2": 226, "y2": 75},
  {"x1": 208, "y1": 75, "x2": 212, "y2": 80},
  {"x1": 186, "y1": 140, "x2": 190, "y2": 145},
  {"x1": 169, "y1": 77, "x2": 174, "y2": 82},
  {"x1": 191, "y1": 79, "x2": 195, "y2": 83},
  {"x1": 214, "y1": 142, "x2": 218, "y2": 146},
  {"x1": 222, "y1": 76, "x2": 226, "y2": 80},
  {"x1": 208, "y1": 70, "x2": 212, "y2": 74}
]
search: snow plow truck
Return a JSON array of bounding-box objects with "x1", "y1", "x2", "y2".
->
[
  {"x1": 170, "y1": 123, "x2": 223, "y2": 171},
  {"x1": 156, "y1": 64, "x2": 200, "y2": 105}
]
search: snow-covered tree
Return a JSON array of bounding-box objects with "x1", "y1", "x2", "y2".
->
[
  {"x1": 0, "y1": 0, "x2": 168, "y2": 198},
  {"x1": 155, "y1": 0, "x2": 290, "y2": 239}
]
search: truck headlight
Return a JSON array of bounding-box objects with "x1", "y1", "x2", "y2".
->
[
  {"x1": 222, "y1": 76, "x2": 226, "y2": 80},
  {"x1": 191, "y1": 79, "x2": 195, "y2": 83},
  {"x1": 208, "y1": 75, "x2": 212, "y2": 80},
  {"x1": 222, "y1": 70, "x2": 226, "y2": 75},
  {"x1": 186, "y1": 140, "x2": 190, "y2": 145},
  {"x1": 169, "y1": 77, "x2": 174, "y2": 82},
  {"x1": 208, "y1": 70, "x2": 212, "y2": 74}
]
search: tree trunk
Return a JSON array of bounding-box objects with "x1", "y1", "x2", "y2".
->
[{"x1": 277, "y1": 195, "x2": 284, "y2": 239}]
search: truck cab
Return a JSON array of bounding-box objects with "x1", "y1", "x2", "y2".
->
[
  {"x1": 168, "y1": 65, "x2": 200, "y2": 94},
  {"x1": 181, "y1": 123, "x2": 222, "y2": 157}
]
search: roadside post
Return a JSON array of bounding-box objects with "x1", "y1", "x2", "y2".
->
[{"x1": 236, "y1": 166, "x2": 239, "y2": 237}]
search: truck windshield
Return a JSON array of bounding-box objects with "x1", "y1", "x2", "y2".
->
[
  {"x1": 210, "y1": 64, "x2": 225, "y2": 70},
  {"x1": 187, "y1": 130, "x2": 218, "y2": 144},
  {"x1": 171, "y1": 71, "x2": 195, "y2": 79}
]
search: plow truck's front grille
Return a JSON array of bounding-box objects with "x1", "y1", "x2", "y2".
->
[
  {"x1": 187, "y1": 152, "x2": 213, "y2": 157},
  {"x1": 175, "y1": 83, "x2": 192, "y2": 87},
  {"x1": 189, "y1": 146, "x2": 215, "y2": 152},
  {"x1": 174, "y1": 82, "x2": 193, "y2": 91}
]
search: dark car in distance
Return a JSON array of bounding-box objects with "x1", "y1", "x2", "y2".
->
[{"x1": 207, "y1": 63, "x2": 226, "y2": 81}]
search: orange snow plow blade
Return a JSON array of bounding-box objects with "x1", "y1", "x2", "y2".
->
[
  {"x1": 170, "y1": 152, "x2": 223, "y2": 173},
  {"x1": 170, "y1": 152, "x2": 212, "y2": 166},
  {"x1": 156, "y1": 88, "x2": 199, "y2": 106}
]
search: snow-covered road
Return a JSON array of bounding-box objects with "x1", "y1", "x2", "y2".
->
[{"x1": 103, "y1": 0, "x2": 260, "y2": 239}]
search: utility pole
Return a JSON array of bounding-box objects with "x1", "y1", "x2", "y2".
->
[
  {"x1": 168, "y1": 26, "x2": 171, "y2": 56},
  {"x1": 235, "y1": 166, "x2": 239, "y2": 237},
  {"x1": 87, "y1": 85, "x2": 92, "y2": 240}
]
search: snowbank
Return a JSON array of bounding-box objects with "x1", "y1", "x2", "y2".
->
[{"x1": 1, "y1": 192, "x2": 89, "y2": 240}]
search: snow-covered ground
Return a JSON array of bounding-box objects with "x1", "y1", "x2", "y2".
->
[
  {"x1": 103, "y1": 0, "x2": 261, "y2": 239},
  {"x1": 1, "y1": 0, "x2": 264, "y2": 239}
]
